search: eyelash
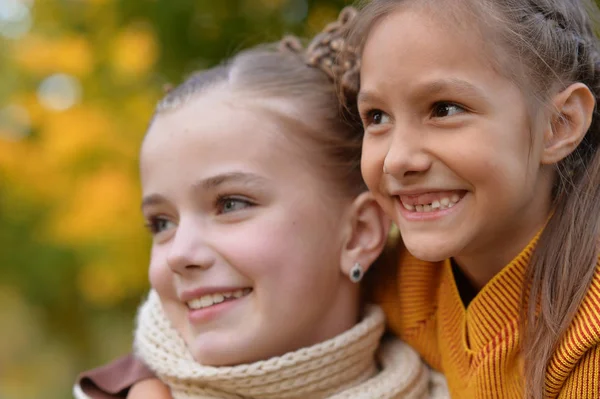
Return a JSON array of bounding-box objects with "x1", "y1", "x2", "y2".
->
[
  {"x1": 145, "y1": 216, "x2": 173, "y2": 235},
  {"x1": 143, "y1": 195, "x2": 256, "y2": 234},
  {"x1": 361, "y1": 101, "x2": 466, "y2": 128},
  {"x1": 430, "y1": 101, "x2": 466, "y2": 118},
  {"x1": 215, "y1": 195, "x2": 255, "y2": 214},
  {"x1": 361, "y1": 109, "x2": 389, "y2": 127}
]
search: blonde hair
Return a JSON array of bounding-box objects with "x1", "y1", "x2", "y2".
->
[{"x1": 345, "y1": 0, "x2": 600, "y2": 397}]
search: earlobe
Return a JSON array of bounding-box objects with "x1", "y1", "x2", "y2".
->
[
  {"x1": 542, "y1": 82, "x2": 595, "y2": 165},
  {"x1": 339, "y1": 192, "x2": 391, "y2": 279}
]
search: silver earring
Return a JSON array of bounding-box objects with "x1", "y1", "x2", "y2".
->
[{"x1": 349, "y1": 262, "x2": 364, "y2": 283}]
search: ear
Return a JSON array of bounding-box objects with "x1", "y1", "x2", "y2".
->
[
  {"x1": 541, "y1": 82, "x2": 595, "y2": 164},
  {"x1": 339, "y1": 191, "x2": 391, "y2": 279}
]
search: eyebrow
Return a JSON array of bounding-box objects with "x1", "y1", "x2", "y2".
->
[
  {"x1": 141, "y1": 193, "x2": 167, "y2": 209},
  {"x1": 194, "y1": 172, "x2": 268, "y2": 191},
  {"x1": 141, "y1": 172, "x2": 268, "y2": 209},
  {"x1": 357, "y1": 90, "x2": 380, "y2": 106},
  {"x1": 358, "y1": 78, "x2": 487, "y2": 106},
  {"x1": 419, "y1": 78, "x2": 487, "y2": 99}
]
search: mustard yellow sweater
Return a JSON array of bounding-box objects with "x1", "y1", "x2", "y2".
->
[{"x1": 373, "y1": 237, "x2": 600, "y2": 398}]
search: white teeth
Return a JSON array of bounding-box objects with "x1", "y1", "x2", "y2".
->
[
  {"x1": 187, "y1": 289, "x2": 250, "y2": 310},
  {"x1": 200, "y1": 296, "x2": 213, "y2": 307},
  {"x1": 188, "y1": 298, "x2": 203, "y2": 309},
  {"x1": 400, "y1": 192, "x2": 463, "y2": 213},
  {"x1": 212, "y1": 293, "x2": 224, "y2": 304}
]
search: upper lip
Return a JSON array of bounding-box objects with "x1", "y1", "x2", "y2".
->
[
  {"x1": 388, "y1": 188, "x2": 464, "y2": 197},
  {"x1": 180, "y1": 286, "x2": 250, "y2": 302}
]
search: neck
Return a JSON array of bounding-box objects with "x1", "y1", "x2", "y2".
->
[
  {"x1": 299, "y1": 280, "x2": 361, "y2": 347},
  {"x1": 454, "y1": 207, "x2": 552, "y2": 290}
]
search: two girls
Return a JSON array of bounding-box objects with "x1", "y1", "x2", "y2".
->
[
  {"x1": 81, "y1": 0, "x2": 600, "y2": 397},
  {"x1": 74, "y1": 9, "x2": 447, "y2": 399}
]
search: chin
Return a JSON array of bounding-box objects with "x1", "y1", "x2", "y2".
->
[
  {"x1": 187, "y1": 334, "x2": 253, "y2": 366},
  {"x1": 189, "y1": 345, "x2": 242, "y2": 367},
  {"x1": 403, "y1": 239, "x2": 454, "y2": 263}
]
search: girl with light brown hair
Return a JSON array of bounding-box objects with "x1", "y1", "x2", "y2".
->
[{"x1": 350, "y1": 0, "x2": 600, "y2": 397}]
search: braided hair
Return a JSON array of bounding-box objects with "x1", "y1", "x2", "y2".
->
[{"x1": 305, "y1": 6, "x2": 360, "y2": 107}]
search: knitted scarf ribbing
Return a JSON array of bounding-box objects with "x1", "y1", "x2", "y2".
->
[{"x1": 134, "y1": 290, "x2": 444, "y2": 399}]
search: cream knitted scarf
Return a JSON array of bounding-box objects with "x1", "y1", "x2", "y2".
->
[{"x1": 134, "y1": 290, "x2": 447, "y2": 399}]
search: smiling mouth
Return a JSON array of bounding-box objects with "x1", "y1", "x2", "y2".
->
[
  {"x1": 398, "y1": 190, "x2": 466, "y2": 213},
  {"x1": 186, "y1": 288, "x2": 252, "y2": 310}
]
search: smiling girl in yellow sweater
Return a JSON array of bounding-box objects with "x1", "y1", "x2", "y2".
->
[{"x1": 350, "y1": 0, "x2": 600, "y2": 397}]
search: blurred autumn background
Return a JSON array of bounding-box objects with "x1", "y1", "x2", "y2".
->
[{"x1": 0, "y1": 1, "x2": 350, "y2": 398}]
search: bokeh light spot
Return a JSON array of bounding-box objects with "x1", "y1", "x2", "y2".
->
[
  {"x1": 37, "y1": 73, "x2": 82, "y2": 111},
  {"x1": 0, "y1": 0, "x2": 32, "y2": 39}
]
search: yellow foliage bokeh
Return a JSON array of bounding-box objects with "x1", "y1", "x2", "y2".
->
[
  {"x1": 13, "y1": 34, "x2": 95, "y2": 77},
  {"x1": 39, "y1": 106, "x2": 117, "y2": 165},
  {"x1": 77, "y1": 260, "x2": 128, "y2": 307},
  {"x1": 111, "y1": 23, "x2": 159, "y2": 77},
  {"x1": 47, "y1": 167, "x2": 139, "y2": 244}
]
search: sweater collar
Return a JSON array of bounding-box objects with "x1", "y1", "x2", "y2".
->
[{"x1": 441, "y1": 232, "x2": 541, "y2": 353}]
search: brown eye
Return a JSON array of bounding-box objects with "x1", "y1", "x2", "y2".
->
[
  {"x1": 365, "y1": 109, "x2": 390, "y2": 126},
  {"x1": 431, "y1": 102, "x2": 465, "y2": 118}
]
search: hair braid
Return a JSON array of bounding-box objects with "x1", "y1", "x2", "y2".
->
[{"x1": 305, "y1": 6, "x2": 360, "y2": 107}]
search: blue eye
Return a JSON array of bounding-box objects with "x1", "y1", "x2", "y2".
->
[
  {"x1": 146, "y1": 217, "x2": 176, "y2": 235},
  {"x1": 431, "y1": 102, "x2": 465, "y2": 118},
  {"x1": 217, "y1": 196, "x2": 253, "y2": 214}
]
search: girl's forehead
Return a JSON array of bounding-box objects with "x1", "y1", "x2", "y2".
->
[
  {"x1": 140, "y1": 95, "x2": 324, "y2": 181},
  {"x1": 144, "y1": 90, "x2": 323, "y2": 161},
  {"x1": 364, "y1": 14, "x2": 530, "y2": 101}
]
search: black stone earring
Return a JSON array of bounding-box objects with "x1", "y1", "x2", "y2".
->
[{"x1": 349, "y1": 262, "x2": 363, "y2": 283}]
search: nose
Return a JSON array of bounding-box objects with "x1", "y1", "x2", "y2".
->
[
  {"x1": 166, "y1": 218, "x2": 216, "y2": 275},
  {"x1": 383, "y1": 125, "x2": 432, "y2": 179}
]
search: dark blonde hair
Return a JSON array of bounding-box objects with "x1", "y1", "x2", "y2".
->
[
  {"x1": 152, "y1": 10, "x2": 364, "y2": 199},
  {"x1": 345, "y1": 0, "x2": 600, "y2": 397}
]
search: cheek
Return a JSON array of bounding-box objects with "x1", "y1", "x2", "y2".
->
[
  {"x1": 452, "y1": 137, "x2": 535, "y2": 211},
  {"x1": 219, "y1": 211, "x2": 341, "y2": 295},
  {"x1": 148, "y1": 247, "x2": 174, "y2": 296},
  {"x1": 221, "y1": 220, "x2": 323, "y2": 276},
  {"x1": 361, "y1": 136, "x2": 386, "y2": 192},
  {"x1": 362, "y1": 137, "x2": 396, "y2": 217}
]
